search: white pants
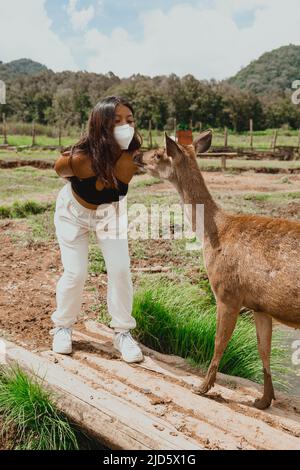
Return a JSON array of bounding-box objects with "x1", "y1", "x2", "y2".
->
[{"x1": 51, "y1": 182, "x2": 136, "y2": 332}]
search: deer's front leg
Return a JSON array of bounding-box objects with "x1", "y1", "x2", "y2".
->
[
  {"x1": 193, "y1": 300, "x2": 240, "y2": 395},
  {"x1": 253, "y1": 312, "x2": 275, "y2": 410}
]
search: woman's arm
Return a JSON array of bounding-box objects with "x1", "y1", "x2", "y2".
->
[
  {"x1": 54, "y1": 150, "x2": 96, "y2": 179},
  {"x1": 54, "y1": 149, "x2": 142, "y2": 181},
  {"x1": 54, "y1": 151, "x2": 74, "y2": 177}
]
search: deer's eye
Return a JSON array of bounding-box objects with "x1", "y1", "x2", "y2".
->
[{"x1": 154, "y1": 154, "x2": 161, "y2": 161}]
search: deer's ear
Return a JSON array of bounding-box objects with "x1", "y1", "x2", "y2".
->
[
  {"x1": 165, "y1": 132, "x2": 183, "y2": 163},
  {"x1": 193, "y1": 129, "x2": 212, "y2": 154}
]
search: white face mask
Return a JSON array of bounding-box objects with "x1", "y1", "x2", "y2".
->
[{"x1": 113, "y1": 124, "x2": 135, "y2": 149}]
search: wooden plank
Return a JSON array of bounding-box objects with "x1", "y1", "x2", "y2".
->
[
  {"x1": 3, "y1": 339, "x2": 203, "y2": 451},
  {"x1": 3, "y1": 324, "x2": 300, "y2": 450},
  {"x1": 82, "y1": 322, "x2": 300, "y2": 449},
  {"x1": 41, "y1": 348, "x2": 241, "y2": 449}
]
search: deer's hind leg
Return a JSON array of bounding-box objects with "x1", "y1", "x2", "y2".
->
[
  {"x1": 193, "y1": 300, "x2": 240, "y2": 395},
  {"x1": 253, "y1": 312, "x2": 275, "y2": 410}
]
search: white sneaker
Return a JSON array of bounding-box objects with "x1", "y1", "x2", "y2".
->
[
  {"x1": 113, "y1": 331, "x2": 144, "y2": 363},
  {"x1": 50, "y1": 327, "x2": 72, "y2": 354}
]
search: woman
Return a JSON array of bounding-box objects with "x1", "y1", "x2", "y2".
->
[{"x1": 51, "y1": 96, "x2": 144, "y2": 363}]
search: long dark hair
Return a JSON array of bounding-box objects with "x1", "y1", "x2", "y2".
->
[{"x1": 64, "y1": 96, "x2": 143, "y2": 187}]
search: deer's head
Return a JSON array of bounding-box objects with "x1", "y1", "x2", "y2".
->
[{"x1": 133, "y1": 130, "x2": 212, "y2": 181}]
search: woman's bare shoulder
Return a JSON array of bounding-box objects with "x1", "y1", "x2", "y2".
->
[
  {"x1": 115, "y1": 150, "x2": 141, "y2": 181},
  {"x1": 61, "y1": 149, "x2": 95, "y2": 178},
  {"x1": 62, "y1": 148, "x2": 91, "y2": 158}
]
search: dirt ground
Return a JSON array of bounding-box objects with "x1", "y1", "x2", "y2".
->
[
  {"x1": 0, "y1": 225, "x2": 102, "y2": 351},
  {"x1": 157, "y1": 171, "x2": 300, "y2": 194}
]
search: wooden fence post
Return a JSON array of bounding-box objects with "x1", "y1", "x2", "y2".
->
[
  {"x1": 58, "y1": 120, "x2": 62, "y2": 147},
  {"x1": 271, "y1": 129, "x2": 278, "y2": 152},
  {"x1": 173, "y1": 118, "x2": 177, "y2": 142},
  {"x1": 2, "y1": 113, "x2": 8, "y2": 145},
  {"x1": 32, "y1": 120, "x2": 36, "y2": 146},
  {"x1": 224, "y1": 127, "x2": 228, "y2": 148},
  {"x1": 221, "y1": 155, "x2": 227, "y2": 171},
  {"x1": 249, "y1": 119, "x2": 253, "y2": 150},
  {"x1": 148, "y1": 119, "x2": 152, "y2": 149}
]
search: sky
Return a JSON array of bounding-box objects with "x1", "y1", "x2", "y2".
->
[{"x1": 0, "y1": 0, "x2": 299, "y2": 80}]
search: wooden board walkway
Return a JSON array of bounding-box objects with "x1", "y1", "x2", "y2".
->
[{"x1": 2, "y1": 321, "x2": 300, "y2": 450}]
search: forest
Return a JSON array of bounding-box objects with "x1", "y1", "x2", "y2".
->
[{"x1": 1, "y1": 45, "x2": 300, "y2": 132}]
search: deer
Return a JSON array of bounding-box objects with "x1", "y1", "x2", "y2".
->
[{"x1": 133, "y1": 130, "x2": 300, "y2": 410}]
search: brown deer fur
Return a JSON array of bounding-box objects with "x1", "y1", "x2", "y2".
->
[{"x1": 133, "y1": 130, "x2": 300, "y2": 410}]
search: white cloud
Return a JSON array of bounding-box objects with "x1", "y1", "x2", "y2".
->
[
  {"x1": 1, "y1": 0, "x2": 299, "y2": 79},
  {"x1": 66, "y1": 0, "x2": 96, "y2": 32},
  {"x1": 0, "y1": 0, "x2": 77, "y2": 71},
  {"x1": 214, "y1": 0, "x2": 268, "y2": 13},
  {"x1": 83, "y1": 0, "x2": 300, "y2": 79}
]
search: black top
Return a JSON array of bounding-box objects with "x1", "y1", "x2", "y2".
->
[{"x1": 69, "y1": 176, "x2": 129, "y2": 205}]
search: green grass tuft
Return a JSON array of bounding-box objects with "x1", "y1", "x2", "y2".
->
[
  {"x1": 88, "y1": 245, "x2": 107, "y2": 274},
  {"x1": 132, "y1": 178, "x2": 161, "y2": 188},
  {"x1": 0, "y1": 200, "x2": 53, "y2": 219},
  {"x1": 244, "y1": 191, "x2": 300, "y2": 202},
  {"x1": 0, "y1": 364, "x2": 79, "y2": 450},
  {"x1": 132, "y1": 278, "x2": 288, "y2": 387}
]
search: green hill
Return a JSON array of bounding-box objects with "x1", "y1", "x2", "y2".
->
[
  {"x1": 0, "y1": 58, "x2": 48, "y2": 80},
  {"x1": 228, "y1": 44, "x2": 300, "y2": 95},
  {"x1": 1, "y1": 49, "x2": 300, "y2": 130}
]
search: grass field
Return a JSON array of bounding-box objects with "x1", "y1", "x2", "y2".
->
[
  {"x1": 1, "y1": 128, "x2": 300, "y2": 150},
  {"x1": 199, "y1": 158, "x2": 300, "y2": 170}
]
